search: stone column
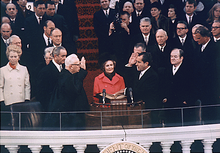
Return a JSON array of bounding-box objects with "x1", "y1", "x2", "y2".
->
[
  {"x1": 50, "y1": 145, "x2": 63, "y2": 153},
  {"x1": 28, "y1": 145, "x2": 42, "y2": 153},
  {"x1": 160, "y1": 141, "x2": 174, "y2": 153},
  {"x1": 140, "y1": 142, "x2": 152, "y2": 153},
  {"x1": 180, "y1": 140, "x2": 194, "y2": 153},
  {"x1": 202, "y1": 139, "x2": 216, "y2": 153},
  {"x1": 97, "y1": 144, "x2": 107, "y2": 152},
  {"x1": 5, "y1": 145, "x2": 19, "y2": 153},
  {"x1": 74, "y1": 144, "x2": 87, "y2": 153}
]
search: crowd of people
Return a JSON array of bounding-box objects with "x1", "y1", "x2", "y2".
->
[{"x1": 0, "y1": 0, "x2": 220, "y2": 129}]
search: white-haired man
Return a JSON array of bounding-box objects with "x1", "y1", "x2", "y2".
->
[{"x1": 45, "y1": 54, "x2": 89, "y2": 130}]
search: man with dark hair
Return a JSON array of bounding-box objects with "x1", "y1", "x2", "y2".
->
[
  {"x1": 123, "y1": 51, "x2": 160, "y2": 126},
  {"x1": 43, "y1": 20, "x2": 55, "y2": 47},
  {"x1": 109, "y1": 11, "x2": 133, "y2": 75},
  {"x1": 37, "y1": 46, "x2": 67, "y2": 112},
  {"x1": 194, "y1": 25, "x2": 218, "y2": 124},
  {"x1": 162, "y1": 48, "x2": 196, "y2": 126},
  {"x1": 51, "y1": 0, "x2": 79, "y2": 44},
  {"x1": 15, "y1": 0, "x2": 34, "y2": 20},
  {"x1": 133, "y1": 42, "x2": 146, "y2": 54},
  {"x1": 93, "y1": 0, "x2": 116, "y2": 55},
  {"x1": 179, "y1": 0, "x2": 203, "y2": 35},
  {"x1": 45, "y1": 0, "x2": 70, "y2": 50},
  {"x1": 24, "y1": 0, "x2": 47, "y2": 50},
  {"x1": 172, "y1": 20, "x2": 194, "y2": 66},
  {"x1": 1, "y1": 23, "x2": 12, "y2": 67},
  {"x1": 5, "y1": 3, "x2": 25, "y2": 41}
]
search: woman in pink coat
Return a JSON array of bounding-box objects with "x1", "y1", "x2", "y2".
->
[{"x1": 93, "y1": 59, "x2": 125, "y2": 103}]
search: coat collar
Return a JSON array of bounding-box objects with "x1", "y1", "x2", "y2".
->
[{"x1": 98, "y1": 72, "x2": 121, "y2": 85}]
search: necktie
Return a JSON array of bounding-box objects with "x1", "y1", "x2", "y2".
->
[
  {"x1": 181, "y1": 38, "x2": 184, "y2": 45},
  {"x1": 145, "y1": 36, "x2": 148, "y2": 45},
  {"x1": 161, "y1": 47, "x2": 164, "y2": 52},
  {"x1": 137, "y1": 12, "x2": 140, "y2": 17},
  {"x1": 48, "y1": 38, "x2": 51, "y2": 46},
  {"x1": 105, "y1": 10, "x2": 108, "y2": 18},
  {"x1": 189, "y1": 16, "x2": 192, "y2": 25},
  {"x1": 60, "y1": 65, "x2": 63, "y2": 72},
  {"x1": 39, "y1": 17, "x2": 42, "y2": 24}
]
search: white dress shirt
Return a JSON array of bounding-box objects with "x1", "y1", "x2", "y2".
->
[
  {"x1": 186, "y1": 14, "x2": 193, "y2": 24},
  {"x1": 201, "y1": 38, "x2": 210, "y2": 52},
  {"x1": 179, "y1": 35, "x2": 187, "y2": 45},
  {"x1": 139, "y1": 66, "x2": 151, "y2": 80},
  {"x1": 52, "y1": 59, "x2": 62, "y2": 72},
  {"x1": 172, "y1": 63, "x2": 182, "y2": 75},
  {"x1": 43, "y1": 33, "x2": 51, "y2": 46}
]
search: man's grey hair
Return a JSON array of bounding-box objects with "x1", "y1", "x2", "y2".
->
[
  {"x1": 65, "y1": 54, "x2": 79, "y2": 67},
  {"x1": 52, "y1": 46, "x2": 65, "y2": 57},
  {"x1": 192, "y1": 24, "x2": 203, "y2": 31},
  {"x1": 9, "y1": 35, "x2": 20, "y2": 44},
  {"x1": 140, "y1": 17, "x2": 151, "y2": 25},
  {"x1": 156, "y1": 29, "x2": 167, "y2": 36},
  {"x1": 44, "y1": 47, "x2": 54, "y2": 57}
]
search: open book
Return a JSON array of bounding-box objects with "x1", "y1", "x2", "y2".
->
[{"x1": 99, "y1": 93, "x2": 126, "y2": 100}]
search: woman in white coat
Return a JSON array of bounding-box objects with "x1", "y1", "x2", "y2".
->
[{"x1": 0, "y1": 45, "x2": 30, "y2": 129}]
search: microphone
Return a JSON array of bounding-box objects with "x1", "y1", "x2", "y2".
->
[
  {"x1": 128, "y1": 87, "x2": 134, "y2": 103},
  {"x1": 102, "y1": 89, "x2": 106, "y2": 104}
]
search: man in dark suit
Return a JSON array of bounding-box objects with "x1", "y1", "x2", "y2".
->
[
  {"x1": 24, "y1": 0, "x2": 47, "y2": 53},
  {"x1": 37, "y1": 46, "x2": 67, "y2": 112},
  {"x1": 179, "y1": 0, "x2": 203, "y2": 36},
  {"x1": 15, "y1": 0, "x2": 34, "y2": 20},
  {"x1": 44, "y1": 54, "x2": 89, "y2": 130},
  {"x1": 1, "y1": 23, "x2": 12, "y2": 67},
  {"x1": 109, "y1": 11, "x2": 133, "y2": 75},
  {"x1": 194, "y1": 25, "x2": 218, "y2": 124},
  {"x1": 162, "y1": 48, "x2": 197, "y2": 126},
  {"x1": 132, "y1": 17, "x2": 156, "y2": 48},
  {"x1": 147, "y1": 29, "x2": 173, "y2": 74},
  {"x1": 5, "y1": 3, "x2": 25, "y2": 41},
  {"x1": 124, "y1": 52, "x2": 160, "y2": 126},
  {"x1": 172, "y1": 21, "x2": 195, "y2": 66},
  {"x1": 132, "y1": 0, "x2": 151, "y2": 34},
  {"x1": 93, "y1": 0, "x2": 116, "y2": 55},
  {"x1": 211, "y1": 20, "x2": 220, "y2": 43},
  {"x1": 44, "y1": 1, "x2": 71, "y2": 51},
  {"x1": 52, "y1": 0, "x2": 79, "y2": 43},
  {"x1": 50, "y1": 28, "x2": 74, "y2": 55}
]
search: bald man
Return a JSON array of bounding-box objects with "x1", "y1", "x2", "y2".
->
[
  {"x1": 5, "y1": 3, "x2": 25, "y2": 40},
  {"x1": 147, "y1": 29, "x2": 174, "y2": 72},
  {"x1": 50, "y1": 28, "x2": 76, "y2": 54}
]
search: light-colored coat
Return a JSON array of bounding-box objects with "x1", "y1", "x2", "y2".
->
[{"x1": 0, "y1": 63, "x2": 30, "y2": 106}]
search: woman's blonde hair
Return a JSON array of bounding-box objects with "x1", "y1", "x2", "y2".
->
[{"x1": 6, "y1": 45, "x2": 22, "y2": 58}]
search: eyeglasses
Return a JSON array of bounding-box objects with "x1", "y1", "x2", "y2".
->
[
  {"x1": 177, "y1": 28, "x2": 186, "y2": 30},
  {"x1": 211, "y1": 26, "x2": 220, "y2": 30}
]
